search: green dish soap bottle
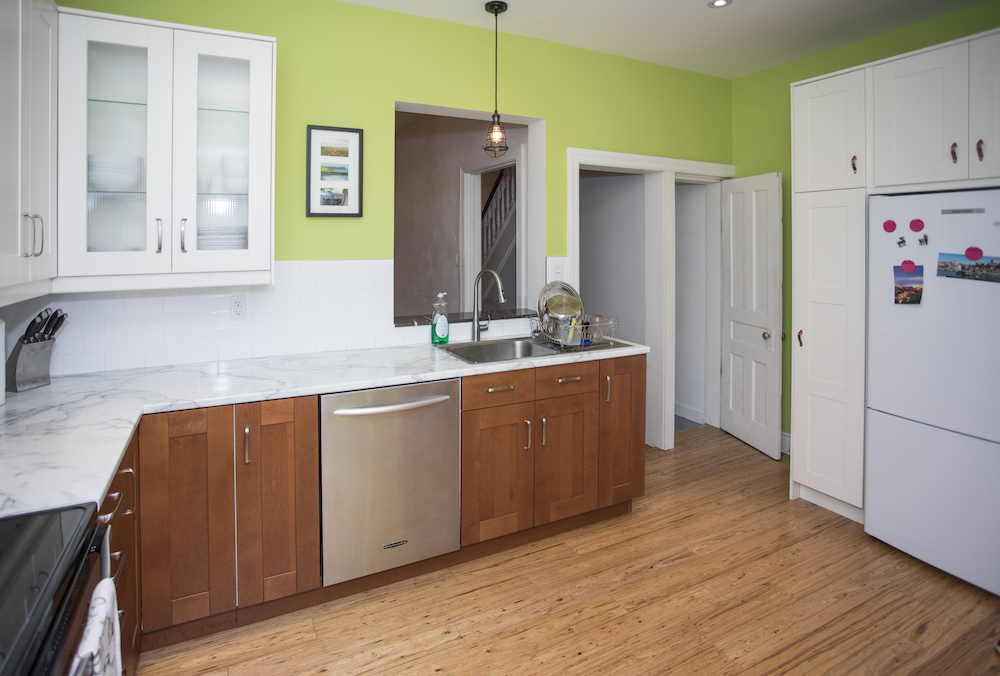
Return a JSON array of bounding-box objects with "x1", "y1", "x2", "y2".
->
[{"x1": 431, "y1": 292, "x2": 449, "y2": 344}]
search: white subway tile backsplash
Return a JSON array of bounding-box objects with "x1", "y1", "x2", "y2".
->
[{"x1": 0, "y1": 259, "x2": 532, "y2": 377}]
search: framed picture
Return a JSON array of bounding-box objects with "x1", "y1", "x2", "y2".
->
[{"x1": 306, "y1": 125, "x2": 363, "y2": 217}]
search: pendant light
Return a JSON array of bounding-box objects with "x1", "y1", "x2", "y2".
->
[{"x1": 483, "y1": 1, "x2": 508, "y2": 157}]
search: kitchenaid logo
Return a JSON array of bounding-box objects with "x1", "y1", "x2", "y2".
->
[
  {"x1": 383, "y1": 539, "x2": 408, "y2": 550},
  {"x1": 941, "y1": 208, "x2": 985, "y2": 214}
]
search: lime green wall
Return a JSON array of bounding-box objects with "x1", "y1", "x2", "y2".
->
[
  {"x1": 732, "y1": 0, "x2": 1000, "y2": 433},
  {"x1": 58, "y1": 0, "x2": 732, "y2": 260}
]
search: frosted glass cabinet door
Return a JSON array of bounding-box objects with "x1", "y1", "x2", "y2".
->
[
  {"x1": 58, "y1": 14, "x2": 174, "y2": 276},
  {"x1": 790, "y1": 189, "x2": 866, "y2": 508},
  {"x1": 872, "y1": 43, "x2": 969, "y2": 187},
  {"x1": 171, "y1": 31, "x2": 272, "y2": 273},
  {"x1": 792, "y1": 70, "x2": 866, "y2": 192},
  {"x1": 969, "y1": 34, "x2": 1000, "y2": 180}
]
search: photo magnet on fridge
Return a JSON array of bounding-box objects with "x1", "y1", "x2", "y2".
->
[
  {"x1": 893, "y1": 264, "x2": 923, "y2": 304},
  {"x1": 937, "y1": 251, "x2": 1000, "y2": 283}
]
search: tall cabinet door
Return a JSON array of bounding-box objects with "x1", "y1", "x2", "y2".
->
[
  {"x1": 790, "y1": 189, "x2": 866, "y2": 508},
  {"x1": 171, "y1": 30, "x2": 272, "y2": 274},
  {"x1": 873, "y1": 43, "x2": 969, "y2": 186},
  {"x1": 969, "y1": 34, "x2": 1000, "y2": 180},
  {"x1": 21, "y1": 0, "x2": 57, "y2": 282},
  {"x1": 139, "y1": 406, "x2": 236, "y2": 632},
  {"x1": 58, "y1": 14, "x2": 174, "y2": 277},
  {"x1": 235, "y1": 396, "x2": 321, "y2": 607},
  {"x1": 460, "y1": 401, "x2": 535, "y2": 546},
  {"x1": 534, "y1": 393, "x2": 599, "y2": 526},
  {"x1": 598, "y1": 355, "x2": 646, "y2": 507},
  {"x1": 792, "y1": 70, "x2": 866, "y2": 192}
]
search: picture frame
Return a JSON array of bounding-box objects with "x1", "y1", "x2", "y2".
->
[{"x1": 306, "y1": 125, "x2": 363, "y2": 217}]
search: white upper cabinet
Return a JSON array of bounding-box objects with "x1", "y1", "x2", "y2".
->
[
  {"x1": 873, "y1": 43, "x2": 969, "y2": 187},
  {"x1": 793, "y1": 70, "x2": 866, "y2": 192},
  {"x1": 1, "y1": 0, "x2": 58, "y2": 294},
  {"x1": 969, "y1": 33, "x2": 1000, "y2": 180},
  {"x1": 57, "y1": 11, "x2": 274, "y2": 290}
]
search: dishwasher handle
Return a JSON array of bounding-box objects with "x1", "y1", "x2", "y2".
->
[{"x1": 332, "y1": 394, "x2": 452, "y2": 416}]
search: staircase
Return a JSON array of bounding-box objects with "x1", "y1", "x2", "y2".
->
[{"x1": 481, "y1": 169, "x2": 516, "y2": 309}]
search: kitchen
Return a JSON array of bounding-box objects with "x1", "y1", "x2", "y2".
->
[{"x1": 2, "y1": 0, "x2": 1000, "y2": 674}]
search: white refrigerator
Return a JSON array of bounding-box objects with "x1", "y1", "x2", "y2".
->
[{"x1": 866, "y1": 189, "x2": 1000, "y2": 596}]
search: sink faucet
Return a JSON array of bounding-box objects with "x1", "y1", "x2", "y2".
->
[{"x1": 473, "y1": 269, "x2": 506, "y2": 341}]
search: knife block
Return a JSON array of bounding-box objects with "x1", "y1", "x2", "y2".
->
[{"x1": 6, "y1": 339, "x2": 54, "y2": 392}]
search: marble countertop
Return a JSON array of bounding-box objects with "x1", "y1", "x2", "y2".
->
[{"x1": 0, "y1": 339, "x2": 648, "y2": 518}]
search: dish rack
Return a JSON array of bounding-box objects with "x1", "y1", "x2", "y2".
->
[{"x1": 530, "y1": 314, "x2": 618, "y2": 347}]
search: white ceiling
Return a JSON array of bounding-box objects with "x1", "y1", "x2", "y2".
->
[{"x1": 335, "y1": 0, "x2": 981, "y2": 79}]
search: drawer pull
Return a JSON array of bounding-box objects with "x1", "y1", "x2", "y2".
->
[
  {"x1": 606, "y1": 375, "x2": 611, "y2": 403},
  {"x1": 111, "y1": 551, "x2": 125, "y2": 583},
  {"x1": 244, "y1": 426, "x2": 251, "y2": 464},
  {"x1": 487, "y1": 385, "x2": 514, "y2": 393},
  {"x1": 98, "y1": 492, "x2": 123, "y2": 524},
  {"x1": 556, "y1": 376, "x2": 581, "y2": 384},
  {"x1": 120, "y1": 467, "x2": 136, "y2": 516}
]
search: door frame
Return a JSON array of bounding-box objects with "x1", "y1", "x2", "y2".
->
[
  {"x1": 459, "y1": 143, "x2": 527, "y2": 312},
  {"x1": 567, "y1": 148, "x2": 735, "y2": 451}
]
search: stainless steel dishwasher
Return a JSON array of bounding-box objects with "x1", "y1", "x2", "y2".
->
[{"x1": 320, "y1": 379, "x2": 460, "y2": 586}]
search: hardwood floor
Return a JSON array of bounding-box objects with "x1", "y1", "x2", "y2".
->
[{"x1": 137, "y1": 425, "x2": 1000, "y2": 675}]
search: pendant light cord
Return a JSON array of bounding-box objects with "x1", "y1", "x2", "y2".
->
[{"x1": 493, "y1": 9, "x2": 499, "y2": 114}]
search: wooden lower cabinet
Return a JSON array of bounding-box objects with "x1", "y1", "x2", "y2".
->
[
  {"x1": 533, "y1": 391, "x2": 600, "y2": 525},
  {"x1": 599, "y1": 355, "x2": 647, "y2": 506},
  {"x1": 99, "y1": 431, "x2": 141, "y2": 675},
  {"x1": 139, "y1": 396, "x2": 320, "y2": 632},
  {"x1": 461, "y1": 401, "x2": 534, "y2": 546}
]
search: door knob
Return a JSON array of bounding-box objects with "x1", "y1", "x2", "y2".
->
[{"x1": 762, "y1": 331, "x2": 771, "y2": 340}]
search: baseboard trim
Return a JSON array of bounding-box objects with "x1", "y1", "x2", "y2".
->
[
  {"x1": 793, "y1": 482, "x2": 865, "y2": 524},
  {"x1": 674, "y1": 404, "x2": 706, "y2": 425},
  {"x1": 781, "y1": 431, "x2": 790, "y2": 455}
]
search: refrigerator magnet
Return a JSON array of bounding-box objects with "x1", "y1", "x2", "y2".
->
[
  {"x1": 910, "y1": 219, "x2": 925, "y2": 232},
  {"x1": 893, "y1": 264, "x2": 923, "y2": 304},
  {"x1": 937, "y1": 251, "x2": 1000, "y2": 283},
  {"x1": 883, "y1": 220, "x2": 897, "y2": 233}
]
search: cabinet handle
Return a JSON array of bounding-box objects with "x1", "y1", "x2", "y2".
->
[
  {"x1": 31, "y1": 214, "x2": 43, "y2": 256},
  {"x1": 851, "y1": 155, "x2": 857, "y2": 174},
  {"x1": 156, "y1": 218, "x2": 163, "y2": 253},
  {"x1": 119, "y1": 468, "x2": 136, "y2": 516},
  {"x1": 180, "y1": 218, "x2": 188, "y2": 253},
  {"x1": 110, "y1": 550, "x2": 125, "y2": 583},
  {"x1": 21, "y1": 213, "x2": 33, "y2": 257},
  {"x1": 541, "y1": 417, "x2": 547, "y2": 447},
  {"x1": 243, "y1": 425, "x2": 251, "y2": 465},
  {"x1": 556, "y1": 376, "x2": 581, "y2": 384},
  {"x1": 797, "y1": 330, "x2": 803, "y2": 347},
  {"x1": 118, "y1": 609, "x2": 125, "y2": 621},
  {"x1": 98, "y1": 491, "x2": 123, "y2": 524},
  {"x1": 606, "y1": 375, "x2": 611, "y2": 403},
  {"x1": 487, "y1": 385, "x2": 514, "y2": 393},
  {"x1": 524, "y1": 420, "x2": 532, "y2": 450},
  {"x1": 977, "y1": 139, "x2": 985, "y2": 162},
  {"x1": 951, "y1": 143, "x2": 958, "y2": 164}
]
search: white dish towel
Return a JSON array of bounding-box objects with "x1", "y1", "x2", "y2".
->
[{"x1": 70, "y1": 577, "x2": 121, "y2": 676}]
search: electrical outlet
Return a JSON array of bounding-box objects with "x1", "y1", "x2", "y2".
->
[{"x1": 230, "y1": 294, "x2": 247, "y2": 320}]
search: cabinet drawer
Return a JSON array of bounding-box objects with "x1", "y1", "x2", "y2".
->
[
  {"x1": 462, "y1": 369, "x2": 535, "y2": 410},
  {"x1": 535, "y1": 361, "x2": 599, "y2": 400}
]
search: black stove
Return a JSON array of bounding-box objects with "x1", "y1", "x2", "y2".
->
[{"x1": 0, "y1": 504, "x2": 96, "y2": 676}]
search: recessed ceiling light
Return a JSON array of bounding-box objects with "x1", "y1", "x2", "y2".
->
[{"x1": 708, "y1": 0, "x2": 732, "y2": 7}]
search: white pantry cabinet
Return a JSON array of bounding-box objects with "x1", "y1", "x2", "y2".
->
[
  {"x1": 872, "y1": 43, "x2": 970, "y2": 186},
  {"x1": 792, "y1": 70, "x2": 866, "y2": 192},
  {"x1": 56, "y1": 11, "x2": 274, "y2": 291},
  {"x1": 789, "y1": 189, "x2": 866, "y2": 509},
  {"x1": 969, "y1": 33, "x2": 1000, "y2": 180},
  {"x1": 0, "y1": 0, "x2": 57, "y2": 294}
]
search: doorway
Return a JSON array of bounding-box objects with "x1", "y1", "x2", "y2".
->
[{"x1": 568, "y1": 148, "x2": 735, "y2": 451}]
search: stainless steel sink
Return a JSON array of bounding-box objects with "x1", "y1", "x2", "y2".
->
[{"x1": 437, "y1": 337, "x2": 560, "y2": 364}]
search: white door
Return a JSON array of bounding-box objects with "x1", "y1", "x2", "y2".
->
[
  {"x1": 720, "y1": 173, "x2": 783, "y2": 459},
  {"x1": 792, "y1": 70, "x2": 866, "y2": 192},
  {"x1": 969, "y1": 34, "x2": 1000, "y2": 180},
  {"x1": 171, "y1": 30, "x2": 272, "y2": 273},
  {"x1": 789, "y1": 189, "x2": 865, "y2": 508},
  {"x1": 57, "y1": 14, "x2": 174, "y2": 277},
  {"x1": 873, "y1": 43, "x2": 969, "y2": 186}
]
